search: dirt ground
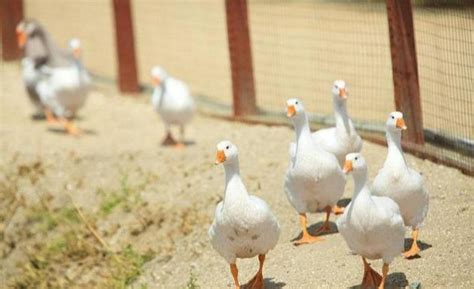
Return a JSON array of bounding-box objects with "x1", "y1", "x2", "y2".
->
[{"x1": 1, "y1": 62, "x2": 473, "y2": 289}]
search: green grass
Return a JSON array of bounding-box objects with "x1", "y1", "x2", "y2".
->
[{"x1": 184, "y1": 271, "x2": 200, "y2": 289}]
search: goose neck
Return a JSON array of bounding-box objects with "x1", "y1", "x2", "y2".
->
[
  {"x1": 385, "y1": 130, "x2": 407, "y2": 168},
  {"x1": 223, "y1": 160, "x2": 247, "y2": 201},
  {"x1": 334, "y1": 99, "x2": 351, "y2": 134},
  {"x1": 294, "y1": 113, "x2": 312, "y2": 143},
  {"x1": 351, "y1": 168, "x2": 369, "y2": 198}
]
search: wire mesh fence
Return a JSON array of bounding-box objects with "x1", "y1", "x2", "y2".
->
[
  {"x1": 413, "y1": 1, "x2": 474, "y2": 173},
  {"x1": 2, "y1": 0, "x2": 473, "y2": 174},
  {"x1": 23, "y1": 0, "x2": 117, "y2": 80}
]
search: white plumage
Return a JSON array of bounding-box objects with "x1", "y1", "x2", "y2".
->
[
  {"x1": 337, "y1": 153, "x2": 405, "y2": 289},
  {"x1": 285, "y1": 98, "x2": 345, "y2": 244},
  {"x1": 36, "y1": 39, "x2": 91, "y2": 120},
  {"x1": 209, "y1": 141, "x2": 280, "y2": 288},
  {"x1": 150, "y1": 66, "x2": 194, "y2": 146},
  {"x1": 290, "y1": 80, "x2": 362, "y2": 166},
  {"x1": 209, "y1": 141, "x2": 280, "y2": 263},
  {"x1": 372, "y1": 111, "x2": 429, "y2": 258}
]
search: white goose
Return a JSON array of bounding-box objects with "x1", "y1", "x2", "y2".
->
[
  {"x1": 372, "y1": 112, "x2": 429, "y2": 258},
  {"x1": 36, "y1": 38, "x2": 91, "y2": 135},
  {"x1": 290, "y1": 80, "x2": 362, "y2": 165},
  {"x1": 209, "y1": 141, "x2": 280, "y2": 289},
  {"x1": 285, "y1": 98, "x2": 346, "y2": 245},
  {"x1": 150, "y1": 66, "x2": 195, "y2": 148},
  {"x1": 337, "y1": 153, "x2": 405, "y2": 289}
]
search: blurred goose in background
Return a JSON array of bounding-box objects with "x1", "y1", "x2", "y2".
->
[
  {"x1": 17, "y1": 19, "x2": 73, "y2": 118},
  {"x1": 290, "y1": 80, "x2": 362, "y2": 214},
  {"x1": 150, "y1": 66, "x2": 194, "y2": 148},
  {"x1": 209, "y1": 141, "x2": 280, "y2": 289},
  {"x1": 337, "y1": 153, "x2": 405, "y2": 289},
  {"x1": 372, "y1": 112, "x2": 429, "y2": 258},
  {"x1": 285, "y1": 98, "x2": 346, "y2": 245},
  {"x1": 36, "y1": 38, "x2": 91, "y2": 136}
]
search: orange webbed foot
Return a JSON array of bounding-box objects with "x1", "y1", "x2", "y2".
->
[
  {"x1": 332, "y1": 205, "x2": 344, "y2": 215},
  {"x1": 293, "y1": 233, "x2": 324, "y2": 246},
  {"x1": 361, "y1": 259, "x2": 382, "y2": 289}
]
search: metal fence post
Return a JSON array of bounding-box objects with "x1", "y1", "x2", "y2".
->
[
  {"x1": 225, "y1": 0, "x2": 257, "y2": 116},
  {"x1": 386, "y1": 0, "x2": 424, "y2": 145},
  {"x1": 0, "y1": 0, "x2": 23, "y2": 61},
  {"x1": 112, "y1": 0, "x2": 139, "y2": 93}
]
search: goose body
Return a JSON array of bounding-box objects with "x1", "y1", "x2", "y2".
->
[
  {"x1": 36, "y1": 39, "x2": 91, "y2": 119},
  {"x1": 151, "y1": 77, "x2": 194, "y2": 125},
  {"x1": 285, "y1": 99, "x2": 346, "y2": 213},
  {"x1": 209, "y1": 141, "x2": 280, "y2": 288},
  {"x1": 372, "y1": 112, "x2": 429, "y2": 258},
  {"x1": 36, "y1": 64, "x2": 90, "y2": 118},
  {"x1": 337, "y1": 153, "x2": 405, "y2": 289},
  {"x1": 285, "y1": 98, "x2": 345, "y2": 244},
  {"x1": 151, "y1": 67, "x2": 194, "y2": 146}
]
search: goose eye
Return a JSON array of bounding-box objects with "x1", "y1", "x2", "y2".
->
[
  {"x1": 391, "y1": 116, "x2": 395, "y2": 119},
  {"x1": 355, "y1": 157, "x2": 358, "y2": 161},
  {"x1": 226, "y1": 146, "x2": 230, "y2": 150},
  {"x1": 295, "y1": 101, "x2": 298, "y2": 105}
]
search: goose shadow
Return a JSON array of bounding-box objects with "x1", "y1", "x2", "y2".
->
[
  {"x1": 47, "y1": 127, "x2": 97, "y2": 136},
  {"x1": 404, "y1": 238, "x2": 432, "y2": 259},
  {"x1": 291, "y1": 221, "x2": 338, "y2": 244},
  {"x1": 31, "y1": 113, "x2": 46, "y2": 121},
  {"x1": 241, "y1": 278, "x2": 286, "y2": 289},
  {"x1": 348, "y1": 272, "x2": 408, "y2": 289},
  {"x1": 337, "y1": 198, "x2": 352, "y2": 208},
  {"x1": 160, "y1": 140, "x2": 196, "y2": 147}
]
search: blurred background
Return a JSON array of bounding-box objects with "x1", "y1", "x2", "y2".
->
[{"x1": 3, "y1": 0, "x2": 471, "y2": 173}]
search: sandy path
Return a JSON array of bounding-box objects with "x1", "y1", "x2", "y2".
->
[{"x1": 1, "y1": 62, "x2": 473, "y2": 289}]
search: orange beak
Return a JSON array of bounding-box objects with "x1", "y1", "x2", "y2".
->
[
  {"x1": 16, "y1": 30, "x2": 27, "y2": 48},
  {"x1": 73, "y1": 48, "x2": 81, "y2": 59},
  {"x1": 287, "y1": 105, "x2": 296, "y2": 117},
  {"x1": 215, "y1": 150, "x2": 226, "y2": 165},
  {"x1": 396, "y1": 118, "x2": 407, "y2": 130},
  {"x1": 152, "y1": 76, "x2": 160, "y2": 86},
  {"x1": 339, "y1": 88, "x2": 347, "y2": 99},
  {"x1": 342, "y1": 160, "x2": 353, "y2": 174}
]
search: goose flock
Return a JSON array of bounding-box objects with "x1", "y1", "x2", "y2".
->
[
  {"x1": 210, "y1": 98, "x2": 429, "y2": 288},
  {"x1": 16, "y1": 20, "x2": 430, "y2": 289}
]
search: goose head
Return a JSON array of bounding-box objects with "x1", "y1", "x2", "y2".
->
[
  {"x1": 69, "y1": 38, "x2": 82, "y2": 59},
  {"x1": 215, "y1": 140, "x2": 239, "y2": 166},
  {"x1": 343, "y1": 153, "x2": 368, "y2": 181},
  {"x1": 16, "y1": 19, "x2": 42, "y2": 49},
  {"x1": 150, "y1": 66, "x2": 168, "y2": 87},
  {"x1": 332, "y1": 80, "x2": 348, "y2": 101},
  {"x1": 386, "y1": 111, "x2": 407, "y2": 132},
  {"x1": 286, "y1": 98, "x2": 306, "y2": 119}
]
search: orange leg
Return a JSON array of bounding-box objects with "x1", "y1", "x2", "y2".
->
[
  {"x1": 45, "y1": 109, "x2": 58, "y2": 124},
  {"x1": 332, "y1": 204, "x2": 344, "y2": 215},
  {"x1": 244, "y1": 254, "x2": 265, "y2": 289},
  {"x1": 162, "y1": 130, "x2": 178, "y2": 146},
  {"x1": 230, "y1": 263, "x2": 240, "y2": 289},
  {"x1": 378, "y1": 263, "x2": 389, "y2": 289},
  {"x1": 361, "y1": 257, "x2": 382, "y2": 289},
  {"x1": 314, "y1": 206, "x2": 332, "y2": 235},
  {"x1": 61, "y1": 118, "x2": 81, "y2": 136},
  {"x1": 293, "y1": 213, "x2": 324, "y2": 245},
  {"x1": 404, "y1": 229, "x2": 421, "y2": 258}
]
